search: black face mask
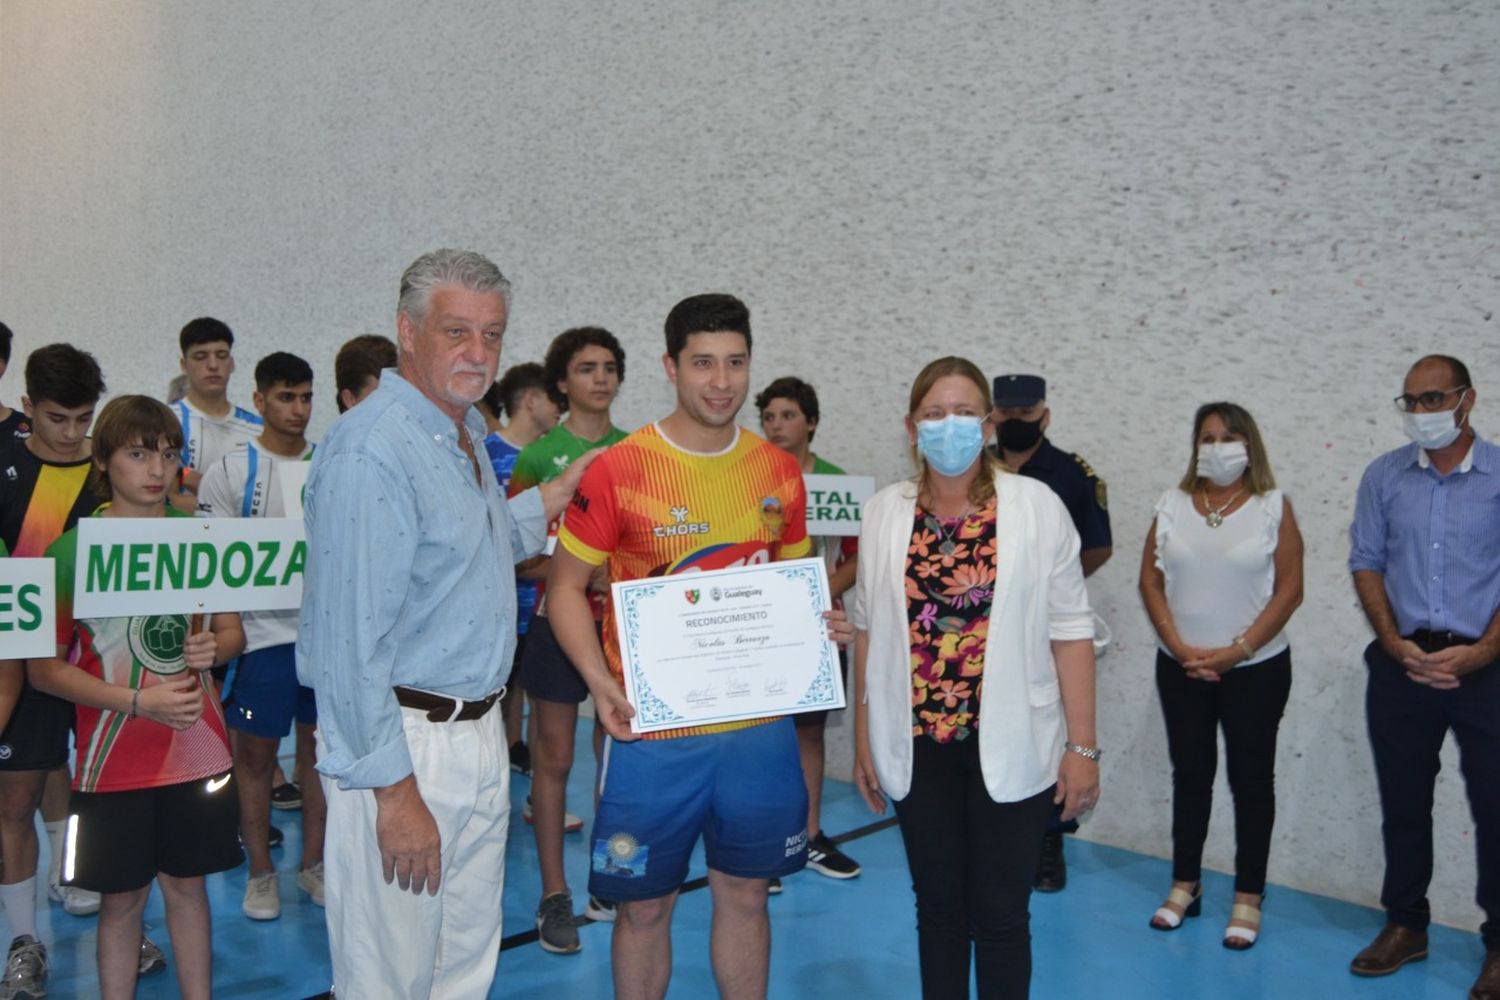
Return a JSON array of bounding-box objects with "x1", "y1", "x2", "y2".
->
[{"x1": 998, "y1": 417, "x2": 1044, "y2": 452}]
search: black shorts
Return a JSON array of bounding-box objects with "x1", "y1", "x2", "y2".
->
[
  {"x1": 0, "y1": 683, "x2": 72, "y2": 771},
  {"x1": 64, "y1": 772, "x2": 243, "y2": 894},
  {"x1": 519, "y1": 616, "x2": 599, "y2": 705},
  {"x1": 793, "y1": 649, "x2": 850, "y2": 729}
]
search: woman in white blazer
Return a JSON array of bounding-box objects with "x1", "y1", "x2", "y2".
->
[{"x1": 852, "y1": 357, "x2": 1100, "y2": 1000}]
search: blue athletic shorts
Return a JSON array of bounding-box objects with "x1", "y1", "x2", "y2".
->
[
  {"x1": 223, "y1": 643, "x2": 317, "y2": 738},
  {"x1": 588, "y1": 718, "x2": 808, "y2": 901}
]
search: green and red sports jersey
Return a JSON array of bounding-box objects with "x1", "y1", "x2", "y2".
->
[
  {"x1": 510, "y1": 422, "x2": 629, "y2": 618},
  {"x1": 48, "y1": 509, "x2": 232, "y2": 793},
  {"x1": 558, "y1": 423, "x2": 811, "y2": 740}
]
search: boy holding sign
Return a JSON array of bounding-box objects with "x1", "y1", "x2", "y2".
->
[
  {"x1": 757, "y1": 376, "x2": 862, "y2": 884},
  {"x1": 196, "y1": 352, "x2": 324, "y2": 921},
  {"x1": 30, "y1": 395, "x2": 244, "y2": 1000}
]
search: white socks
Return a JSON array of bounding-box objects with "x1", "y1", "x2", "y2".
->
[
  {"x1": 0, "y1": 877, "x2": 37, "y2": 941},
  {"x1": 44, "y1": 821, "x2": 64, "y2": 887}
]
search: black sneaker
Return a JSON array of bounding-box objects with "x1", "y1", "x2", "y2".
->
[
  {"x1": 806, "y1": 832, "x2": 861, "y2": 879},
  {"x1": 271, "y1": 782, "x2": 302, "y2": 811},
  {"x1": 238, "y1": 825, "x2": 285, "y2": 850},
  {"x1": 536, "y1": 892, "x2": 581, "y2": 954},
  {"x1": 1034, "y1": 831, "x2": 1067, "y2": 892},
  {"x1": 584, "y1": 895, "x2": 615, "y2": 922},
  {"x1": 139, "y1": 935, "x2": 168, "y2": 976},
  {"x1": 767, "y1": 877, "x2": 783, "y2": 895},
  {"x1": 509, "y1": 741, "x2": 532, "y2": 776}
]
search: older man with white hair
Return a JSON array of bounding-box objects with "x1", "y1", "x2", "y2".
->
[{"x1": 298, "y1": 249, "x2": 594, "y2": 998}]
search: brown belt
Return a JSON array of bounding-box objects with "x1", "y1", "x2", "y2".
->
[{"x1": 394, "y1": 686, "x2": 502, "y2": 723}]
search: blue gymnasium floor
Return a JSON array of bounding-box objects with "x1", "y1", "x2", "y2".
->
[{"x1": 35, "y1": 725, "x2": 1486, "y2": 999}]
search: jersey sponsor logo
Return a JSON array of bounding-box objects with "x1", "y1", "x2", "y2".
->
[
  {"x1": 128, "y1": 614, "x2": 189, "y2": 675},
  {"x1": 759, "y1": 497, "x2": 784, "y2": 535},
  {"x1": 571, "y1": 490, "x2": 591, "y2": 514},
  {"x1": 552, "y1": 454, "x2": 571, "y2": 471},
  {"x1": 784, "y1": 829, "x2": 808, "y2": 857},
  {"x1": 4, "y1": 466, "x2": 15, "y2": 481},
  {"x1": 593, "y1": 832, "x2": 648, "y2": 878},
  {"x1": 0, "y1": 744, "x2": 10, "y2": 760},
  {"x1": 661, "y1": 541, "x2": 773, "y2": 576},
  {"x1": 653, "y1": 504, "x2": 710, "y2": 538}
]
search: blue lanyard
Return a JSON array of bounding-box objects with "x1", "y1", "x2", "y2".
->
[
  {"x1": 176, "y1": 401, "x2": 193, "y2": 468},
  {"x1": 241, "y1": 443, "x2": 259, "y2": 518}
]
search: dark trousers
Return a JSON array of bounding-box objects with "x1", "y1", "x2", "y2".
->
[
  {"x1": 1365, "y1": 639, "x2": 1500, "y2": 949},
  {"x1": 1155, "y1": 648, "x2": 1291, "y2": 895},
  {"x1": 892, "y1": 736, "x2": 1055, "y2": 1000}
]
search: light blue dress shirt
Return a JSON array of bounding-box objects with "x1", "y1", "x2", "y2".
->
[
  {"x1": 296, "y1": 370, "x2": 547, "y2": 789},
  {"x1": 1349, "y1": 434, "x2": 1500, "y2": 640}
]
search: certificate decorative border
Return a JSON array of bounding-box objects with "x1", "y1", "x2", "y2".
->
[
  {"x1": 614, "y1": 559, "x2": 844, "y2": 732},
  {"x1": 617, "y1": 583, "x2": 684, "y2": 728}
]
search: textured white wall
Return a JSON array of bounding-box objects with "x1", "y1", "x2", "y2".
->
[{"x1": 3, "y1": 1, "x2": 1496, "y2": 930}]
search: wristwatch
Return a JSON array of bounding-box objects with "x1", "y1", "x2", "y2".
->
[{"x1": 1064, "y1": 741, "x2": 1102, "y2": 761}]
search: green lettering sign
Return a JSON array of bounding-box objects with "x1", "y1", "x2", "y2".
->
[
  {"x1": 87, "y1": 544, "x2": 125, "y2": 593},
  {"x1": 222, "y1": 541, "x2": 253, "y2": 587}
]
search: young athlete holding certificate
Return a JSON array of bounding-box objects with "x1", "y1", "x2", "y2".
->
[{"x1": 548, "y1": 294, "x2": 851, "y2": 1000}]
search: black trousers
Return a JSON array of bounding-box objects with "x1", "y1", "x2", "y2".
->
[
  {"x1": 1365, "y1": 639, "x2": 1500, "y2": 949},
  {"x1": 892, "y1": 736, "x2": 1055, "y2": 1000},
  {"x1": 1155, "y1": 648, "x2": 1292, "y2": 895}
]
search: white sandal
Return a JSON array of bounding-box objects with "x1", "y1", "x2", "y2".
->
[{"x1": 1150, "y1": 883, "x2": 1202, "y2": 930}]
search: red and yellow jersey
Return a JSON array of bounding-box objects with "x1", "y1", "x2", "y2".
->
[{"x1": 558, "y1": 423, "x2": 810, "y2": 739}]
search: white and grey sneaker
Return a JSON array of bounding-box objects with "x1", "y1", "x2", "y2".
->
[
  {"x1": 242, "y1": 871, "x2": 281, "y2": 921},
  {"x1": 2, "y1": 934, "x2": 47, "y2": 1000},
  {"x1": 535, "y1": 892, "x2": 581, "y2": 954},
  {"x1": 47, "y1": 878, "x2": 101, "y2": 917}
]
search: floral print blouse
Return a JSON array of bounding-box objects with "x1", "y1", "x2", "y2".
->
[{"x1": 905, "y1": 500, "x2": 998, "y2": 742}]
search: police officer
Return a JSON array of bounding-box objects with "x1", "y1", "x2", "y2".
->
[{"x1": 991, "y1": 373, "x2": 1112, "y2": 892}]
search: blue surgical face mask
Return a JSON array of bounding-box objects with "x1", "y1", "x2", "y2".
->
[{"x1": 917, "y1": 415, "x2": 987, "y2": 476}]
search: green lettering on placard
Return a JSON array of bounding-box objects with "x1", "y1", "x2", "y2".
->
[
  {"x1": 253, "y1": 542, "x2": 280, "y2": 586},
  {"x1": 0, "y1": 585, "x2": 12, "y2": 631},
  {"x1": 281, "y1": 541, "x2": 307, "y2": 585},
  {"x1": 127, "y1": 544, "x2": 153, "y2": 591},
  {"x1": 155, "y1": 543, "x2": 185, "y2": 589},
  {"x1": 87, "y1": 544, "x2": 125, "y2": 593},
  {"x1": 222, "y1": 542, "x2": 253, "y2": 587},
  {"x1": 16, "y1": 584, "x2": 42, "y2": 631},
  {"x1": 189, "y1": 543, "x2": 217, "y2": 588}
]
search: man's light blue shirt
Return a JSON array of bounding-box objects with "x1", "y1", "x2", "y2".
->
[
  {"x1": 296, "y1": 370, "x2": 546, "y2": 789},
  {"x1": 1349, "y1": 434, "x2": 1500, "y2": 639}
]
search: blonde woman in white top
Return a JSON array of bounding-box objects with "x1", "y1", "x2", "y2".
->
[
  {"x1": 1140, "y1": 402, "x2": 1304, "y2": 951},
  {"x1": 853, "y1": 357, "x2": 1099, "y2": 999}
]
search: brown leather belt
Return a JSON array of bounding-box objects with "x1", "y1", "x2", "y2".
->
[{"x1": 394, "y1": 686, "x2": 502, "y2": 723}]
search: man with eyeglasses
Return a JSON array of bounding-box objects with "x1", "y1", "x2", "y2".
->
[{"x1": 1348, "y1": 354, "x2": 1500, "y2": 998}]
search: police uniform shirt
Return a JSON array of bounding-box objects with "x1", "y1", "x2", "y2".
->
[{"x1": 999, "y1": 437, "x2": 1111, "y2": 550}]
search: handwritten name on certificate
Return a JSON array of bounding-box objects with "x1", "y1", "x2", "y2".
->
[{"x1": 611, "y1": 558, "x2": 845, "y2": 734}]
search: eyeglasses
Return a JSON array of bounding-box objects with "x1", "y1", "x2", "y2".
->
[{"x1": 1393, "y1": 386, "x2": 1469, "y2": 412}]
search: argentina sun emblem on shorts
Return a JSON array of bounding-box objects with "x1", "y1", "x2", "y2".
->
[{"x1": 593, "y1": 832, "x2": 648, "y2": 878}]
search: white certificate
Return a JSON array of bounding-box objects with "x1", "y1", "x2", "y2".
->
[{"x1": 612, "y1": 558, "x2": 844, "y2": 734}]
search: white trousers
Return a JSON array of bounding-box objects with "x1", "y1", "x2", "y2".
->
[{"x1": 320, "y1": 706, "x2": 509, "y2": 999}]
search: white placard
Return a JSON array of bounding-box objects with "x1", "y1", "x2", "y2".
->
[
  {"x1": 612, "y1": 557, "x2": 844, "y2": 734},
  {"x1": 803, "y1": 473, "x2": 874, "y2": 537},
  {"x1": 0, "y1": 559, "x2": 57, "y2": 658},
  {"x1": 279, "y1": 461, "x2": 311, "y2": 517},
  {"x1": 74, "y1": 517, "x2": 307, "y2": 618}
]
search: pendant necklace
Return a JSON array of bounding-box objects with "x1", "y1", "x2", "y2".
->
[
  {"x1": 1201, "y1": 487, "x2": 1245, "y2": 528},
  {"x1": 924, "y1": 506, "x2": 972, "y2": 555}
]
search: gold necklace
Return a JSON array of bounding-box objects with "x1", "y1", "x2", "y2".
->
[{"x1": 1201, "y1": 487, "x2": 1245, "y2": 528}]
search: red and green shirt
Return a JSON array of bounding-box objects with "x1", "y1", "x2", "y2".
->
[{"x1": 47, "y1": 509, "x2": 232, "y2": 792}]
